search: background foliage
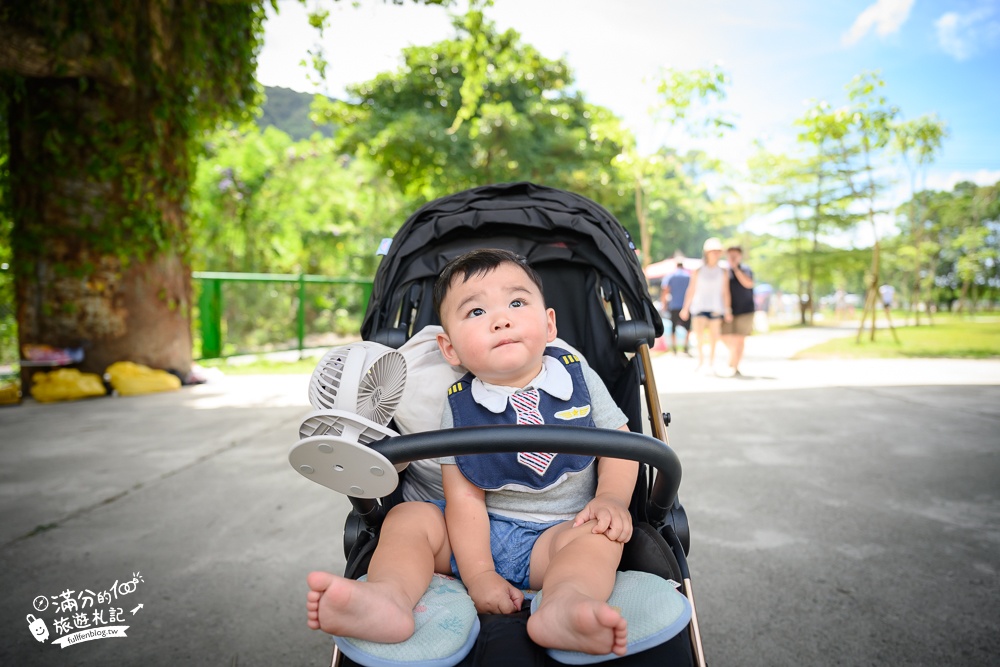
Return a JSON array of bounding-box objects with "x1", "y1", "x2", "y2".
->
[{"x1": 1, "y1": 1, "x2": 997, "y2": 365}]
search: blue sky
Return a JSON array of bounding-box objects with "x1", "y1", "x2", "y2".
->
[{"x1": 258, "y1": 0, "x2": 1000, "y2": 195}]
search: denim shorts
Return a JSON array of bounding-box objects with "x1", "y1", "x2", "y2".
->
[
  {"x1": 694, "y1": 311, "x2": 723, "y2": 320},
  {"x1": 427, "y1": 499, "x2": 562, "y2": 589}
]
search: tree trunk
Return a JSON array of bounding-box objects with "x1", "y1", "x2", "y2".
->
[
  {"x1": 922, "y1": 255, "x2": 938, "y2": 325},
  {"x1": 10, "y1": 77, "x2": 192, "y2": 387},
  {"x1": 910, "y1": 217, "x2": 923, "y2": 326}
]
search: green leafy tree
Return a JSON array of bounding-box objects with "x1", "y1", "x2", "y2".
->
[
  {"x1": 914, "y1": 188, "x2": 956, "y2": 308},
  {"x1": 614, "y1": 147, "x2": 722, "y2": 265},
  {"x1": 311, "y1": 9, "x2": 627, "y2": 204},
  {"x1": 892, "y1": 180, "x2": 999, "y2": 314},
  {"x1": 754, "y1": 111, "x2": 859, "y2": 325},
  {"x1": 189, "y1": 123, "x2": 409, "y2": 350},
  {"x1": 892, "y1": 114, "x2": 948, "y2": 323},
  {"x1": 833, "y1": 72, "x2": 900, "y2": 340},
  {"x1": 942, "y1": 182, "x2": 1000, "y2": 313},
  {"x1": 651, "y1": 65, "x2": 734, "y2": 139},
  {"x1": 191, "y1": 126, "x2": 411, "y2": 275},
  {"x1": 192, "y1": 125, "x2": 297, "y2": 274},
  {"x1": 634, "y1": 65, "x2": 734, "y2": 265}
]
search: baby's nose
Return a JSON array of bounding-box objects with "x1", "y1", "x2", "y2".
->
[{"x1": 492, "y1": 318, "x2": 511, "y2": 330}]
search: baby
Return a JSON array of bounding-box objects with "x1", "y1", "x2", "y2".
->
[{"x1": 307, "y1": 248, "x2": 637, "y2": 657}]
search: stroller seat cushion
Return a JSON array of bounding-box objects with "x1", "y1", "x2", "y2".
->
[
  {"x1": 333, "y1": 573, "x2": 480, "y2": 667},
  {"x1": 529, "y1": 570, "x2": 692, "y2": 665}
]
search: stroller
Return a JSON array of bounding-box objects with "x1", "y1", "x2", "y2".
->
[{"x1": 322, "y1": 182, "x2": 705, "y2": 667}]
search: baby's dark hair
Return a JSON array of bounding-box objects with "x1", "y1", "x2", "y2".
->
[{"x1": 433, "y1": 248, "x2": 545, "y2": 319}]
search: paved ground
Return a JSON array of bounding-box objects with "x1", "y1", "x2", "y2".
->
[
  {"x1": 650, "y1": 331, "x2": 1000, "y2": 666},
  {"x1": 1, "y1": 327, "x2": 998, "y2": 666}
]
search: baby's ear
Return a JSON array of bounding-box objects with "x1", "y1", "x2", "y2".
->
[
  {"x1": 545, "y1": 307, "x2": 558, "y2": 343},
  {"x1": 436, "y1": 331, "x2": 463, "y2": 367}
]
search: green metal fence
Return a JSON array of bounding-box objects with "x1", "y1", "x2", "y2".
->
[{"x1": 193, "y1": 271, "x2": 374, "y2": 360}]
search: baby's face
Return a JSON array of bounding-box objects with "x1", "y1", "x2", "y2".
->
[{"x1": 437, "y1": 262, "x2": 556, "y2": 388}]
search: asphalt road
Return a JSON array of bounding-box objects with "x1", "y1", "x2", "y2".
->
[{"x1": 1, "y1": 327, "x2": 998, "y2": 666}]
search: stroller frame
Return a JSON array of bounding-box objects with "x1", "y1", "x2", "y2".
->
[{"x1": 330, "y1": 182, "x2": 706, "y2": 667}]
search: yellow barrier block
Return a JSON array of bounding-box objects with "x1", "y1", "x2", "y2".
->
[
  {"x1": 0, "y1": 379, "x2": 22, "y2": 405},
  {"x1": 30, "y1": 369, "x2": 107, "y2": 403},
  {"x1": 105, "y1": 361, "x2": 181, "y2": 396}
]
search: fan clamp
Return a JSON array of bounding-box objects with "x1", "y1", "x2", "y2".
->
[{"x1": 290, "y1": 409, "x2": 405, "y2": 498}]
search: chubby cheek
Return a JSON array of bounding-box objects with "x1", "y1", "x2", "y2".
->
[{"x1": 453, "y1": 325, "x2": 492, "y2": 364}]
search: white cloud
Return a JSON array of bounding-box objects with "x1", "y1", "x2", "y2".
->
[
  {"x1": 842, "y1": 0, "x2": 915, "y2": 47},
  {"x1": 935, "y1": 6, "x2": 1000, "y2": 61},
  {"x1": 926, "y1": 169, "x2": 1000, "y2": 191},
  {"x1": 936, "y1": 12, "x2": 970, "y2": 60}
]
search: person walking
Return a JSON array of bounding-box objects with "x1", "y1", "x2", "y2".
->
[
  {"x1": 659, "y1": 260, "x2": 691, "y2": 355},
  {"x1": 680, "y1": 238, "x2": 731, "y2": 373},
  {"x1": 879, "y1": 284, "x2": 895, "y2": 312},
  {"x1": 721, "y1": 245, "x2": 754, "y2": 377}
]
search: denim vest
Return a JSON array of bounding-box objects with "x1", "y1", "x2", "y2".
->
[{"x1": 448, "y1": 347, "x2": 595, "y2": 491}]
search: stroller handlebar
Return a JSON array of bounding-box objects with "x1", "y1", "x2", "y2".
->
[{"x1": 370, "y1": 425, "x2": 682, "y2": 524}]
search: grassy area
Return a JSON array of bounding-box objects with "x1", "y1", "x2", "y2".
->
[
  {"x1": 198, "y1": 313, "x2": 1000, "y2": 373},
  {"x1": 197, "y1": 355, "x2": 319, "y2": 375},
  {"x1": 795, "y1": 320, "x2": 1000, "y2": 359}
]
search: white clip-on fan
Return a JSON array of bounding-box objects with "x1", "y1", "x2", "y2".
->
[{"x1": 289, "y1": 342, "x2": 407, "y2": 498}]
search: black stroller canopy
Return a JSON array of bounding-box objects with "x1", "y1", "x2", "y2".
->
[{"x1": 361, "y1": 182, "x2": 663, "y2": 342}]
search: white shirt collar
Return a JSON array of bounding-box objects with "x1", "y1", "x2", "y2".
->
[{"x1": 470, "y1": 355, "x2": 574, "y2": 414}]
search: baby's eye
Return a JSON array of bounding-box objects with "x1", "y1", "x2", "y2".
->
[
  {"x1": 467, "y1": 307, "x2": 486, "y2": 318},
  {"x1": 510, "y1": 299, "x2": 525, "y2": 308}
]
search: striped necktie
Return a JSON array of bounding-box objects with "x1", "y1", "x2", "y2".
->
[
  {"x1": 510, "y1": 390, "x2": 555, "y2": 475},
  {"x1": 510, "y1": 389, "x2": 544, "y2": 425}
]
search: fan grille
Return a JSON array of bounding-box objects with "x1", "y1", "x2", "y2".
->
[
  {"x1": 308, "y1": 349, "x2": 348, "y2": 411},
  {"x1": 359, "y1": 355, "x2": 406, "y2": 424},
  {"x1": 307, "y1": 343, "x2": 407, "y2": 426}
]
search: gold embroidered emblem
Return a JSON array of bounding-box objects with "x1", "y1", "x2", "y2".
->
[{"x1": 554, "y1": 405, "x2": 591, "y2": 420}]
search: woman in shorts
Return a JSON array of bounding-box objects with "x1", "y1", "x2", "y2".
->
[{"x1": 680, "y1": 238, "x2": 732, "y2": 373}]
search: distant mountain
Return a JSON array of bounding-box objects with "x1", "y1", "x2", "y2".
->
[{"x1": 258, "y1": 86, "x2": 335, "y2": 141}]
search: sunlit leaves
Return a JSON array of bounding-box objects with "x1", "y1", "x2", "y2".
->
[
  {"x1": 652, "y1": 65, "x2": 735, "y2": 138},
  {"x1": 310, "y1": 11, "x2": 624, "y2": 203},
  {"x1": 190, "y1": 122, "x2": 406, "y2": 277}
]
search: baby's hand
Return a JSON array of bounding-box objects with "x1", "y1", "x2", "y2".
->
[
  {"x1": 465, "y1": 570, "x2": 524, "y2": 615},
  {"x1": 573, "y1": 494, "x2": 633, "y2": 543}
]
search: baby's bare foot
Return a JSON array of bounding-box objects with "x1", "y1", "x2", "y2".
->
[
  {"x1": 306, "y1": 571, "x2": 415, "y2": 642},
  {"x1": 527, "y1": 590, "x2": 628, "y2": 656}
]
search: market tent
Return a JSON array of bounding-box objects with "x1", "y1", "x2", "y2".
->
[{"x1": 644, "y1": 255, "x2": 699, "y2": 282}]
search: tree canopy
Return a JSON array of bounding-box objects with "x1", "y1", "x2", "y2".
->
[{"x1": 311, "y1": 10, "x2": 626, "y2": 202}]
